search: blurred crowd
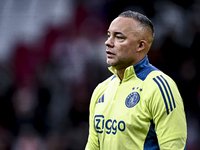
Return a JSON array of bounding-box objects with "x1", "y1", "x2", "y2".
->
[{"x1": 0, "y1": 0, "x2": 200, "y2": 149}]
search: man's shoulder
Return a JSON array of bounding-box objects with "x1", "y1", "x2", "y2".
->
[
  {"x1": 90, "y1": 75, "x2": 115, "y2": 105},
  {"x1": 146, "y1": 70, "x2": 175, "y2": 83},
  {"x1": 94, "y1": 75, "x2": 116, "y2": 92},
  {"x1": 143, "y1": 70, "x2": 178, "y2": 97},
  {"x1": 98, "y1": 75, "x2": 116, "y2": 87}
]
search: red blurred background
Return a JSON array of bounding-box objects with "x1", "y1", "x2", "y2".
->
[{"x1": 0, "y1": 0, "x2": 199, "y2": 149}]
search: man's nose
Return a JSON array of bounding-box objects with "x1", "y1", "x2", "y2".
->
[{"x1": 105, "y1": 37, "x2": 114, "y2": 47}]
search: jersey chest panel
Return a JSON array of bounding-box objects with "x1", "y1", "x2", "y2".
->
[{"x1": 93, "y1": 79, "x2": 152, "y2": 148}]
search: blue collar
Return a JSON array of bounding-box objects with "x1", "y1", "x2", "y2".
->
[{"x1": 133, "y1": 55, "x2": 158, "y2": 81}]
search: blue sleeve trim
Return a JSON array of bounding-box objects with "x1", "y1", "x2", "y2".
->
[
  {"x1": 160, "y1": 75, "x2": 176, "y2": 109},
  {"x1": 153, "y1": 77, "x2": 169, "y2": 115},
  {"x1": 144, "y1": 121, "x2": 159, "y2": 150},
  {"x1": 153, "y1": 75, "x2": 176, "y2": 115},
  {"x1": 111, "y1": 75, "x2": 116, "y2": 81}
]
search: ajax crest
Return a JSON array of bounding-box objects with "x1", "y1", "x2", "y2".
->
[{"x1": 125, "y1": 92, "x2": 140, "y2": 108}]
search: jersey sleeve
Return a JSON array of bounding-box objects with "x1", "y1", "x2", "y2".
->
[
  {"x1": 149, "y1": 74, "x2": 187, "y2": 150},
  {"x1": 85, "y1": 76, "x2": 113, "y2": 150},
  {"x1": 85, "y1": 84, "x2": 102, "y2": 150}
]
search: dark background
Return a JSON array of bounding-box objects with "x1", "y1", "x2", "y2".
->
[{"x1": 0, "y1": 0, "x2": 199, "y2": 149}]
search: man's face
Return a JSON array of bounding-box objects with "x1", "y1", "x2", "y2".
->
[{"x1": 105, "y1": 17, "x2": 142, "y2": 70}]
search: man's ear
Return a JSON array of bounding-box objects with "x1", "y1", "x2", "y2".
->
[{"x1": 137, "y1": 40, "x2": 147, "y2": 52}]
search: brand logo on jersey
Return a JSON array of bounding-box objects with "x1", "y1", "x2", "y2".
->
[
  {"x1": 97, "y1": 94, "x2": 104, "y2": 104},
  {"x1": 94, "y1": 115, "x2": 125, "y2": 135},
  {"x1": 125, "y1": 92, "x2": 140, "y2": 108}
]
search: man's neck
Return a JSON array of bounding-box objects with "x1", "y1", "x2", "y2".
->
[
  {"x1": 116, "y1": 68, "x2": 126, "y2": 81},
  {"x1": 114, "y1": 55, "x2": 147, "y2": 81}
]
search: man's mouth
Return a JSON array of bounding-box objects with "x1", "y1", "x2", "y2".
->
[{"x1": 106, "y1": 50, "x2": 115, "y2": 57}]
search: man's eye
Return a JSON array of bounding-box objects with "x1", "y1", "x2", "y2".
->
[{"x1": 117, "y1": 36, "x2": 123, "y2": 39}]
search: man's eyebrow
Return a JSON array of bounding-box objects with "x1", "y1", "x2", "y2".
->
[
  {"x1": 107, "y1": 30, "x2": 124, "y2": 35},
  {"x1": 115, "y1": 32, "x2": 123, "y2": 35}
]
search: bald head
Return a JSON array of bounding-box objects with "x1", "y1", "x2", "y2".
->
[
  {"x1": 116, "y1": 11, "x2": 154, "y2": 54},
  {"x1": 118, "y1": 10, "x2": 154, "y2": 39}
]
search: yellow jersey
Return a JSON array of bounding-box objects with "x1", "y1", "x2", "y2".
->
[{"x1": 85, "y1": 56, "x2": 187, "y2": 150}]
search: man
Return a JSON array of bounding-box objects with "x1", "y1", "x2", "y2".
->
[{"x1": 85, "y1": 10, "x2": 187, "y2": 150}]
